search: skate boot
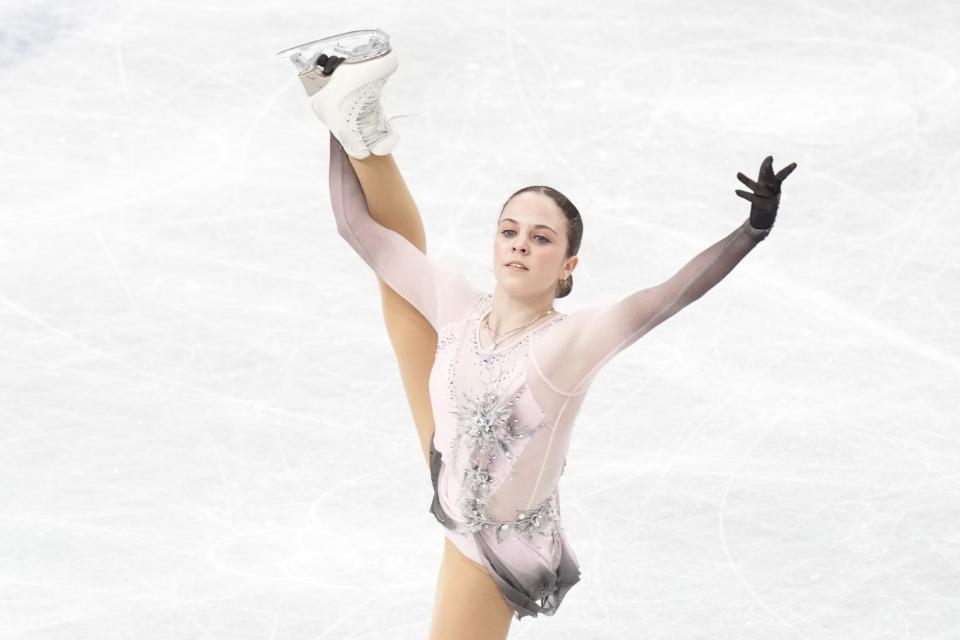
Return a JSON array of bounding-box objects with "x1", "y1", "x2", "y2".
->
[{"x1": 277, "y1": 28, "x2": 398, "y2": 160}]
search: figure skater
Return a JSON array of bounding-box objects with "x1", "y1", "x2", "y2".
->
[{"x1": 278, "y1": 29, "x2": 796, "y2": 640}]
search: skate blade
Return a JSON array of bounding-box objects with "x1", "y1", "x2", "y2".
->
[{"x1": 276, "y1": 28, "x2": 391, "y2": 73}]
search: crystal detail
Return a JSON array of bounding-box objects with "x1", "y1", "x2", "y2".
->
[
  {"x1": 495, "y1": 495, "x2": 561, "y2": 544},
  {"x1": 434, "y1": 296, "x2": 565, "y2": 550},
  {"x1": 464, "y1": 461, "x2": 494, "y2": 492},
  {"x1": 451, "y1": 375, "x2": 543, "y2": 476}
]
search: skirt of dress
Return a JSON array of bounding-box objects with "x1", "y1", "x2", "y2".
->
[{"x1": 428, "y1": 435, "x2": 581, "y2": 620}]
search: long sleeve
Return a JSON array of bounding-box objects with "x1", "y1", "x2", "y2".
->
[
  {"x1": 328, "y1": 133, "x2": 483, "y2": 331},
  {"x1": 531, "y1": 221, "x2": 762, "y2": 395}
]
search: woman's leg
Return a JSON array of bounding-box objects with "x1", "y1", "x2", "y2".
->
[
  {"x1": 429, "y1": 535, "x2": 514, "y2": 640},
  {"x1": 345, "y1": 153, "x2": 515, "y2": 638},
  {"x1": 346, "y1": 152, "x2": 437, "y2": 470}
]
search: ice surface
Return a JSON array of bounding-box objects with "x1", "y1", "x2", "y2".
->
[{"x1": 1, "y1": 1, "x2": 958, "y2": 638}]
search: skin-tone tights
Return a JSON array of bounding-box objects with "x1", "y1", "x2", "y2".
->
[{"x1": 346, "y1": 154, "x2": 515, "y2": 640}]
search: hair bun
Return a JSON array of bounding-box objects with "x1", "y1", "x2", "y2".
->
[{"x1": 557, "y1": 274, "x2": 573, "y2": 298}]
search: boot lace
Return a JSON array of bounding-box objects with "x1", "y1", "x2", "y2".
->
[{"x1": 349, "y1": 79, "x2": 391, "y2": 149}]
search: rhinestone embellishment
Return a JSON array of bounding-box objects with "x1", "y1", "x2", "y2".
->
[
  {"x1": 436, "y1": 297, "x2": 566, "y2": 549},
  {"x1": 450, "y1": 377, "x2": 559, "y2": 545},
  {"x1": 494, "y1": 495, "x2": 561, "y2": 544},
  {"x1": 464, "y1": 461, "x2": 494, "y2": 492},
  {"x1": 455, "y1": 386, "x2": 537, "y2": 462}
]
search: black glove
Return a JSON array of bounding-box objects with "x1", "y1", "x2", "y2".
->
[
  {"x1": 735, "y1": 156, "x2": 797, "y2": 230},
  {"x1": 315, "y1": 53, "x2": 345, "y2": 76}
]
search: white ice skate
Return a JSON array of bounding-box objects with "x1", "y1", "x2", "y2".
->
[{"x1": 277, "y1": 29, "x2": 398, "y2": 160}]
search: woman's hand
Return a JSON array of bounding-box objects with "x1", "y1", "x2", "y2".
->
[
  {"x1": 735, "y1": 156, "x2": 797, "y2": 230},
  {"x1": 316, "y1": 53, "x2": 345, "y2": 76}
]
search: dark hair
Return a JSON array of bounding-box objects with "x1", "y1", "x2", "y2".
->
[{"x1": 500, "y1": 186, "x2": 583, "y2": 298}]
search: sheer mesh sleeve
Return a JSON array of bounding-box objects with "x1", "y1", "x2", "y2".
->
[
  {"x1": 328, "y1": 133, "x2": 483, "y2": 331},
  {"x1": 532, "y1": 221, "x2": 763, "y2": 395}
]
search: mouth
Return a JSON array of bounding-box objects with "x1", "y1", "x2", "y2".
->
[{"x1": 504, "y1": 262, "x2": 529, "y2": 271}]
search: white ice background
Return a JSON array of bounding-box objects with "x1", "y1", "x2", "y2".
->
[{"x1": 1, "y1": 1, "x2": 958, "y2": 638}]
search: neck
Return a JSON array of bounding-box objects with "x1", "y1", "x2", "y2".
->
[{"x1": 487, "y1": 288, "x2": 557, "y2": 334}]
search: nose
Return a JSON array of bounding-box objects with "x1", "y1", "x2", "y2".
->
[{"x1": 511, "y1": 238, "x2": 530, "y2": 255}]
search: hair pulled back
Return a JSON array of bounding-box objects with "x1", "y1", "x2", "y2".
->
[{"x1": 500, "y1": 186, "x2": 583, "y2": 298}]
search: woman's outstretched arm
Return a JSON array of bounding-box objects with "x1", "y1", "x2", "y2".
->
[
  {"x1": 329, "y1": 132, "x2": 482, "y2": 331},
  {"x1": 535, "y1": 221, "x2": 763, "y2": 395},
  {"x1": 531, "y1": 156, "x2": 797, "y2": 396}
]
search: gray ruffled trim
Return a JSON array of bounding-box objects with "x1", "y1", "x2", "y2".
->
[{"x1": 428, "y1": 435, "x2": 581, "y2": 620}]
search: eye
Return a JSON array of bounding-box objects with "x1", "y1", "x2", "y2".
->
[{"x1": 501, "y1": 229, "x2": 551, "y2": 243}]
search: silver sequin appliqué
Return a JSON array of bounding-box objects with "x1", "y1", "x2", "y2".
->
[{"x1": 449, "y1": 362, "x2": 560, "y2": 546}]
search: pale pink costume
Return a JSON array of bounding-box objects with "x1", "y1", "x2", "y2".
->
[{"x1": 327, "y1": 134, "x2": 763, "y2": 619}]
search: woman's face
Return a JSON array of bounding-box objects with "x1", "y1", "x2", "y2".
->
[{"x1": 494, "y1": 191, "x2": 577, "y2": 296}]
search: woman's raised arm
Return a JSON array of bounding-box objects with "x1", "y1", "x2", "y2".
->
[
  {"x1": 328, "y1": 133, "x2": 482, "y2": 331},
  {"x1": 532, "y1": 156, "x2": 797, "y2": 396},
  {"x1": 533, "y1": 221, "x2": 764, "y2": 396}
]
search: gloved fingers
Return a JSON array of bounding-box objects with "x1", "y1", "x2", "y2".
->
[
  {"x1": 759, "y1": 155, "x2": 774, "y2": 178},
  {"x1": 760, "y1": 157, "x2": 799, "y2": 189},
  {"x1": 736, "y1": 172, "x2": 761, "y2": 192},
  {"x1": 762, "y1": 156, "x2": 799, "y2": 195},
  {"x1": 775, "y1": 162, "x2": 798, "y2": 183},
  {"x1": 316, "y1": 53, "x2": 346, "y2": 76},
  {"x1": 735, "y1": 189, "x2": 771, "y2": 205},
  {"x1": 324, "y1": 55, "x2": 345, "y2": 75},
  {"x1": 738, "y1": 157, "x2": 795, "y2": 209},
  {"x1": 738, "y1": 175, "x2": 777, "y2": 198},
  {"x1": 760, "y1": 157, "x2": 780, "y2": 191},
  {"x1": 739, "y1": 156, "x2": 779, "y2": 191}
]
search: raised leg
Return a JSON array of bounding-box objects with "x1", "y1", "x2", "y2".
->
[
  {"x1": 346, "y1": 155, "x2": 513, "y2": 638},
  {"x1": 346, "y1": 152, "x2": 438, "y2": 470}
]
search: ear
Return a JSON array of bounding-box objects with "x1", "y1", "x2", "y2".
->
[{"x1": 563, "y1": 255, "x2": 579, "y2": 277}]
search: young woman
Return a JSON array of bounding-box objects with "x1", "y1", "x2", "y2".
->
[{"x1": 279, "y1": 29, "x2": 796, "y2": 640}]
